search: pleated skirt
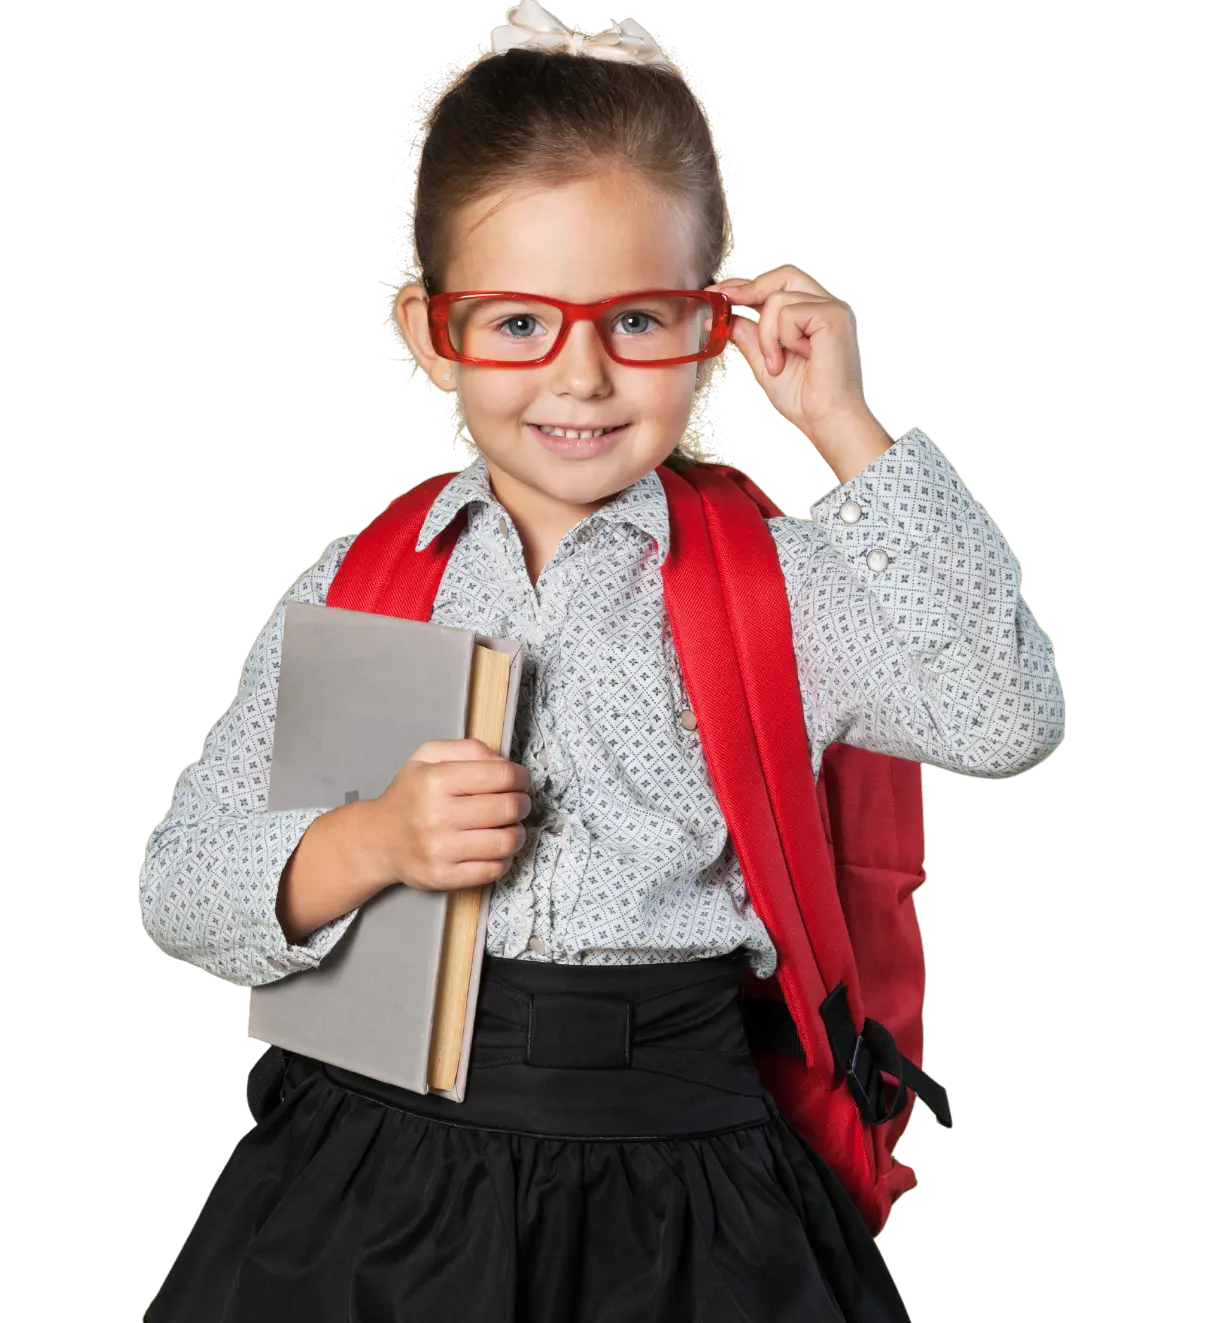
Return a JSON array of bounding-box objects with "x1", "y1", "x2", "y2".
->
[{"x1": 144, "y1": 951, "x2": 912, "y2": 1322}]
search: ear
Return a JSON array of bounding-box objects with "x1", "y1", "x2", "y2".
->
[{"x1": 393, "y1": 283, "x2": 456, "y2": 392}]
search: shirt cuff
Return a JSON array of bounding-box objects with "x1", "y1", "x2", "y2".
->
[{"x1": 809, "y1": 423, "x2": 952, "y2": 547}]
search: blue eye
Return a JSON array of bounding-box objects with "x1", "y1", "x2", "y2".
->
[
  {"x1": 496, "y1": 315, "x2": 542, "y2": 339},
  {"x1": 613, "y1": 311, "x2": 659, "y2": 335}
]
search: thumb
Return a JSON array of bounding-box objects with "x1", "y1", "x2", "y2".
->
[
  {"x1": 726, "y1": 313, "x2": 769, "y2": 380},
  {"x1": 411, "y1": 737, "x2": 505, "y2": 764}
]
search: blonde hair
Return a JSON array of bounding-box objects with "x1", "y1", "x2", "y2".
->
[{"x1": 391, "y1": 44, "x2": 736, "y2": 468}]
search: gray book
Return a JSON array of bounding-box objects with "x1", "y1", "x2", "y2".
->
[{"x1": 248, "y1": 600, "x2": 523, "y2": 1102}]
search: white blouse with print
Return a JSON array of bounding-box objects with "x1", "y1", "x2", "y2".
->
[{"x1": 139, "y1": 428, "x2": 1064, "y2": 986}]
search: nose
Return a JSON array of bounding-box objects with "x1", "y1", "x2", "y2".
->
[{"x1": 548, "y1": 316, "x2": 611, "y2": 395}]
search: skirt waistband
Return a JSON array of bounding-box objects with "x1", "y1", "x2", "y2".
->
[{"x1": 300, "y1": 951, "x2": 778, "y2": 1138}]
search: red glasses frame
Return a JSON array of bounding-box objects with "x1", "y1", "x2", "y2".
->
[{"x1": 427, "y1": 289, "x2": 733, "y2": 368}]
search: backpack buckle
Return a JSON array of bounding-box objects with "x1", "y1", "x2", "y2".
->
[
  {"x1": 820, "y1": 989, "x2": 894, "y2": 1121},
  {"x1": 845, "y1": 1031, "x2": 886, "y2": 1124}
]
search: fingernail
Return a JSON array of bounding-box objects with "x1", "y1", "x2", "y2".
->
[{"x1": 764, "y1": 355, "x2": 775, "y2": 371}]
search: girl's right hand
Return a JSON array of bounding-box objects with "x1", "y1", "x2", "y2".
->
[{"x1": 367, "y1": 738, "x2": 533, "y2": 891}]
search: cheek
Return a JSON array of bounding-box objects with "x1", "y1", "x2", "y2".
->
[
  {"x1": 459, "y1": 366, "x2": 697, "y2": 429},
  {"x1": 459, "y1": 372, "x2": 533, "y2": 418},
  {"x1": 632, "y1": 368, "x2": 697, "y2": 428}
]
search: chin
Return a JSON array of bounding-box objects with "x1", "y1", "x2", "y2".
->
[{"x1": 545, "y1": 466, "x2": 635, "y2": 505}]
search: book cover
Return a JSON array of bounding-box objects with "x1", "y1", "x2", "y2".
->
[{"x1": 248, "y1": 600, "x2": 523, "y2": 1101}]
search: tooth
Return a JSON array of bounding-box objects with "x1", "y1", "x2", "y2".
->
[{"x1": 540, "y1": 426, "x2": 609, "y2": 438}]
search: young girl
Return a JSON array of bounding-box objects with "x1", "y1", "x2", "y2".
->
[{"x1": 139, "y1": 5, "x2": 1064, "y2": 1320}]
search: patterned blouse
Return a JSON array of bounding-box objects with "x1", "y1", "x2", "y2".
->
[{"x1": 139, "y1": 428, "x2": 1064, "y2": 986}]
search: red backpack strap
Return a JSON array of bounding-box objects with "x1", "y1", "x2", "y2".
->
[
  {"x1": 721, "y1": 474, "x2": 949, "y2": 1129},
  {"x1": 655, "y1": 462, "x2": 835, "y2": 1075},
  {"x1": 326, "y1": 473, "x2": 464, "y2": 618},
  {"x1": 659, "y1": 462, "x2": 952, "y2": 1133}
]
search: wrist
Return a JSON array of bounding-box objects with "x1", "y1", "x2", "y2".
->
[
  {"x1": 807, "y1": 408, "x2": 895, "y2": 486},
  {"x1": 341, "y1": 797, "x2": 397, "y2": 893}
]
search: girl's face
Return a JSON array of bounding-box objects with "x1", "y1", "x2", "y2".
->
[{"x1": 398, "y1": 166, "x2": 705, "y2": 525}]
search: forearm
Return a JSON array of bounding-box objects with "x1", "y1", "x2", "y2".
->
[
  {"x1": 275, "y1": 799, "x2": 394, "y2": 943},
  {"x1": 809, "y1": 408, "x2": 896, "y2": 486}
]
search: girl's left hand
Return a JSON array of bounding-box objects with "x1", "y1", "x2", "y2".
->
[{"x1": 705, "y1": 266, "x2": 893, "y2": 470}]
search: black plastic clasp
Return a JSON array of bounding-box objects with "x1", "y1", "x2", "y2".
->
[
  {"x1": 822, "y1": 985, "x2": 902, "y2": 1124},
  {"x1": 845, "y1": 1030, "x2": 886, "y2": 1125}
]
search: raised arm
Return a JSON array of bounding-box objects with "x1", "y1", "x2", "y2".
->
[{"x1": 768, "y1": 428, "x2": 1064, "y2": 780}]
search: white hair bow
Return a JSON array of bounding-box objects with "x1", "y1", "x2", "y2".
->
[{"x1": 490, "y1": 0, "x2": 671, "y2": 68}]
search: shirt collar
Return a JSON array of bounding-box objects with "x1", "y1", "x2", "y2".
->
[{"x1": 415, "y1": 452, "x2": 671, "y2": 568}]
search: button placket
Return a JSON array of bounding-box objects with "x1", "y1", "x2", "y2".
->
[
  {"x1": 520, "y1": 813, "x2": 565, "y2": 959},
  {"x1": 661, "y1": 622, "x2": 701, "y2": 742},
  {"x1": 477, "y1": 504, "x2": 523, "y2": 585},
  {"x1": 548, "y1": 812, "x2": 587, "y2": 960}
]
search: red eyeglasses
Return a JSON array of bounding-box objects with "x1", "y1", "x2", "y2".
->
[{"x1": 427, "y1": 289, "x2": 733, "y2": 368}]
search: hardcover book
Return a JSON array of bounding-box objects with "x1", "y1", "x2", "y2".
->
[{"x1": 248, "y1": 600, "x2": 523, "y2": 1101}]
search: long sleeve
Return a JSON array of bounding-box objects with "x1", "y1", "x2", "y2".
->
[
  {"x1": 139, "y1": 535, "x2": 357, "y2": 986},
  {"x1": 767, "y1": 427, "x2": 1064, "y2": 780}
]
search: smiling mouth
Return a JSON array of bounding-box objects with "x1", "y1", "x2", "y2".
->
[{"x1": 529, "y1": 423, "x2": 628, "y2": 439}]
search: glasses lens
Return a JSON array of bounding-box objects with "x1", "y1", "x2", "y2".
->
[
  {"x1": 605, "y1": 294, "x2": 714, "y2": 363},
  {"x1": 446, "y1": 295, "x2": 714, "y2": 363},
  {"x1": 448, "y1": 298, "x2": 564, "y2": 363}
]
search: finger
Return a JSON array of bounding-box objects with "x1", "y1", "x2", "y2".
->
[
  {"x1": 449, "y1": 823, "x2": 527, "y2": 864},
  {"x1": 756, "y1": 291, "x2": 830, "y2": 373},
  {"x1": 411, "y1": 737, "x2": 501, "y2": 764},
  {"x1": 448, "y1": 787, "x2": 533, "y2": 829},
  {"x1": 433, "y1": 857, "x2": 516, "y2": 890},
  {"x1": 724, "y1": 313, "x2": 770, "y2": 382},
  {"x1": 772, "y1": 291, "x2": 847, "y2": 373},
  {"x1": 434, "y1": 756, "x2": 533, "y2": 796},
  {"x1": 722, "y1": 300, "x2": 825, "y2": 378},
  {"x1": 757, "y1": 301, "x2": 778, "y2": 375},
  {"x1": 757, "y1": 290, "x2": 792, "y2": 372},
  {"x1": 706, "y1": 265, "x2": 835, "y2": 309},
  {"x1": 708, "y1": 278, "x2": 767, "y2": 308}
]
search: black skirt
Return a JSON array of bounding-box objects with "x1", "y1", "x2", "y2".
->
[{"x1": 144, "y1": 952, "x2": 911, "y2": 1323}]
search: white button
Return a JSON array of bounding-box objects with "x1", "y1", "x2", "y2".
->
[
  {"x1": 544, "y1": 819, "x2": 561, "y2": 836},
  {"x1": 865, "y1": 548, "x2": 889, "y2": 572},
  {"x1": 839, "y1": 499, "x2": 863, "y2": 524},
  {"x1": 498, "y1": 516, "x2": 508, "y2": 537},
  {"x1": 679, "y1": 708, "x2": 698, "y2": 731},
  {"x1": 537, "y1": 748, "x2": 550, "y2": 768},
  {"x1": 527, "y1": 935, "x2": 546, "y2": 954}
]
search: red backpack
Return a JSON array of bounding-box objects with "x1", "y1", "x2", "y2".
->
[{"x1": 325, "y1": 460, "x2": 951, "y2": 1235}]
